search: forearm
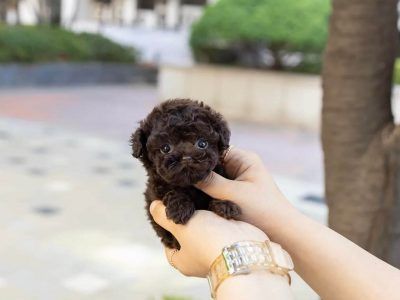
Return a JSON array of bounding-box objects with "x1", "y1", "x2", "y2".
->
[
  {"x1": 262, "y1": 204, "x2": 400, "y2": 300},
  {"x1": 217, "y1": 271, "x2": 294, "y2": 300},
  {"x1": 193, "y1": 147, "x2": 400, "y2": 299}
]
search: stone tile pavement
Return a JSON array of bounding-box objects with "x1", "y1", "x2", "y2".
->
[
  {"x1": 0, "y1": 118, "x2": 208, "y2": 300},
  {"x1": 0, "y1": 85, "x2": 324, "y2": 299}
]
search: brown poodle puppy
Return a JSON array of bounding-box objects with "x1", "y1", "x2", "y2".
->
[{"x1": 130, "y1": 99, "x2": 241, "y2": 249}]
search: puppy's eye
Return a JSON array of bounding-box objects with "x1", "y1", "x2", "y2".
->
[
  {"x1": 195, "y1": 138, "x2": 208, "y2": 149},
  {"x1": 160, "y1": 144, "x2": 172, "y2": 154}
]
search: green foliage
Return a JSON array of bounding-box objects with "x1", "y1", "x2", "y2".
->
[
  {"x1": 190, "y1": 0, "x2": 330, "y2": 72},
  {"x1": 0, "y1": 25, "x2": 137, "y2": 63},
  {"x1": 78, "y1": 32, "x2": 137, "y2": 62}
]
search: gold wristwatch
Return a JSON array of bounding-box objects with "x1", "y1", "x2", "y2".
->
[{"x1": 207, "y1": 239, "x2": 294, "y2": 299}]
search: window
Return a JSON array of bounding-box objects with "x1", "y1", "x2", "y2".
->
[
  {"x1": 182, "y1": 0, "x2": 207, "y2": 5},
  {"x1": 138, "y1": 0, "x2": 155, "y2": 9}
]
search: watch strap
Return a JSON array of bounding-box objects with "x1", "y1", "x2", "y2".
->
[{"x1": 207, "y1": 240, "x2": 294, "y2": 299}]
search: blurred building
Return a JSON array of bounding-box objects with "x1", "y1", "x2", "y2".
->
[
  {"x1": 2, "y1": 0, "x2": 218, "y2": 65},
  {"x1": 6, "y1": 0, "x2": 215, "y2": 29}
]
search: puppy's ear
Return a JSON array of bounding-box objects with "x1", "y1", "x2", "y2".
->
[
  {"x1": 130, "y1": 127, "x2": 146, "y2": 158},
  {"x1": 215, "y1": 118, "x2": 231, "y2": 151},
  {"x1": 202, "y1": 103, "x2": 231, "y2": 152}
]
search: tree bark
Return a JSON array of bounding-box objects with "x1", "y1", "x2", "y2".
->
[
  {"x1": 270, "y1": 48, "x2": 284, "y2": 70},
  {"x1": 15, "y1": 0, "x2": 21, "y2": 25},
  {"x1": 47, "y1": 0, "x2": 61, "y2": 25},
  {"x1": 0, "y1": 2, "x2": 8, "y2": 22},
  {"x1": 35, "y1": 0, "x2": 48, "y2": 24},
  {"x1": 9, "y1": 0, "x2": 21, "y2": 24},
  {"x1": 322, "y1": 0, "x2": 400, "y2": 267}
]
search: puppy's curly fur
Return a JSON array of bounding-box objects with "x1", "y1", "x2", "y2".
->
[{"x1": 131, "y1": 99, "x2": 241, "y2": 249}]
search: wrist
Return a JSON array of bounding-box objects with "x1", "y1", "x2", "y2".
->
[
  {"x1": 217, "y1": 271, "x2": 292, "y2": 300},
  {"x1": 258, "y1": 200, "x2": 304, "y2": 246}
]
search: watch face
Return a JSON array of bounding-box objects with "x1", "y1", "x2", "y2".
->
[
  {"x1": 223, "y1": 246, "x2": 246, "y2": 275},
  {"x1": 222, "y1": 241, "x2": 273, "y2": 275},
  {"x1": 209, "y1": 240, "x2": 293, "y2": 299}
]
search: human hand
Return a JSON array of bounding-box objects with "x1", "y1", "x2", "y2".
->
[
  {"x1": 150, "y1": 200, "x2": 268, "y2": 277},
  {"x1": 196, "y1": 147, "x2": 296, "y2": 234}
]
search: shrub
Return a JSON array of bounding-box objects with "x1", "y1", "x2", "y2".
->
[
  {"x1": 0, "y1": 25, "x2": 137, "y2": 63},
  {"x1": 190, "y1": 0, "x2": 330, "y2": 73},
  {"x1": 78, "y1": 32, "x2": 137, "y2": 62}
]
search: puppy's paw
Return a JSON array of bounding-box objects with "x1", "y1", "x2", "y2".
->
[
  {"x1": 209, "y1": 200, "x2": 241, "y2": 219},
  {"x1": 164, "y1": 195, "x2": 196, "y2": 225}
]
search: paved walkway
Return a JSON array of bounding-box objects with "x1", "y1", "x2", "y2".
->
[{"x1": 0, "y1": 85, "x2": 323, "y2": 299}]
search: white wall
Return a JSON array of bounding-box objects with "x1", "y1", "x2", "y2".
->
[
  {"x1": 159, "y1": 64, "x2": 400, "y2": 130},
  {"x1": 11, "y1": 0, "x2": 206, "y2": 29},
  {"x1": 159, "y1": 65, "x2": 323, "y2": 130},
  {"x1": 11, "y1": 0, "x2": 86, "y2": 25},
  {"x1": 165, "y1": 0, "x2": 179, "y2": 28},
  {"x1": 181, "y1": 5, "x2": 203, "y2": 27},
  {"x1": 18, "y1": 0, "x2": 39, "y2": 24}
]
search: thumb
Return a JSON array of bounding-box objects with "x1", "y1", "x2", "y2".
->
[
  {"x1": 195, "y1": 171, "x2": 249, "y2": 201},
  {"x1": 149, "y1": 200, "x2": 179, "y2": 233}
]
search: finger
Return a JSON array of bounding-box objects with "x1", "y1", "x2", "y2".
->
[
  {"x1": 223, "y1": 147, "x2": 263, "y2": 179},
  {"x1": 150, "y1": 200, "x2": 179, "y2": 233},
  {"x1": 195, "y1": 171, "x2": 249, "y2": 201}
]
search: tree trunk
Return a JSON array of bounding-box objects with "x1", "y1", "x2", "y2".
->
[
  {"x1": 15, "y1": 0, "x2": 21, "y2": 25},
  {"x1": 322, "y1": 0, "x2": 400, "y2": 267},
  {"x1": 35, "y1": 0, "x2": 48, "y2": 24},
  {"x1": 47, "y1": 0, "x2": 61, "y2": 25},
  {"x1": 270, "y1": 48, "x2": 284, "y2": 70},
  {"x1": 10, "y1": 0, "x2": 21, "y2": 24},
  {"x1": 0, "y1": 2, "x2": 7, "y2": 22}
]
